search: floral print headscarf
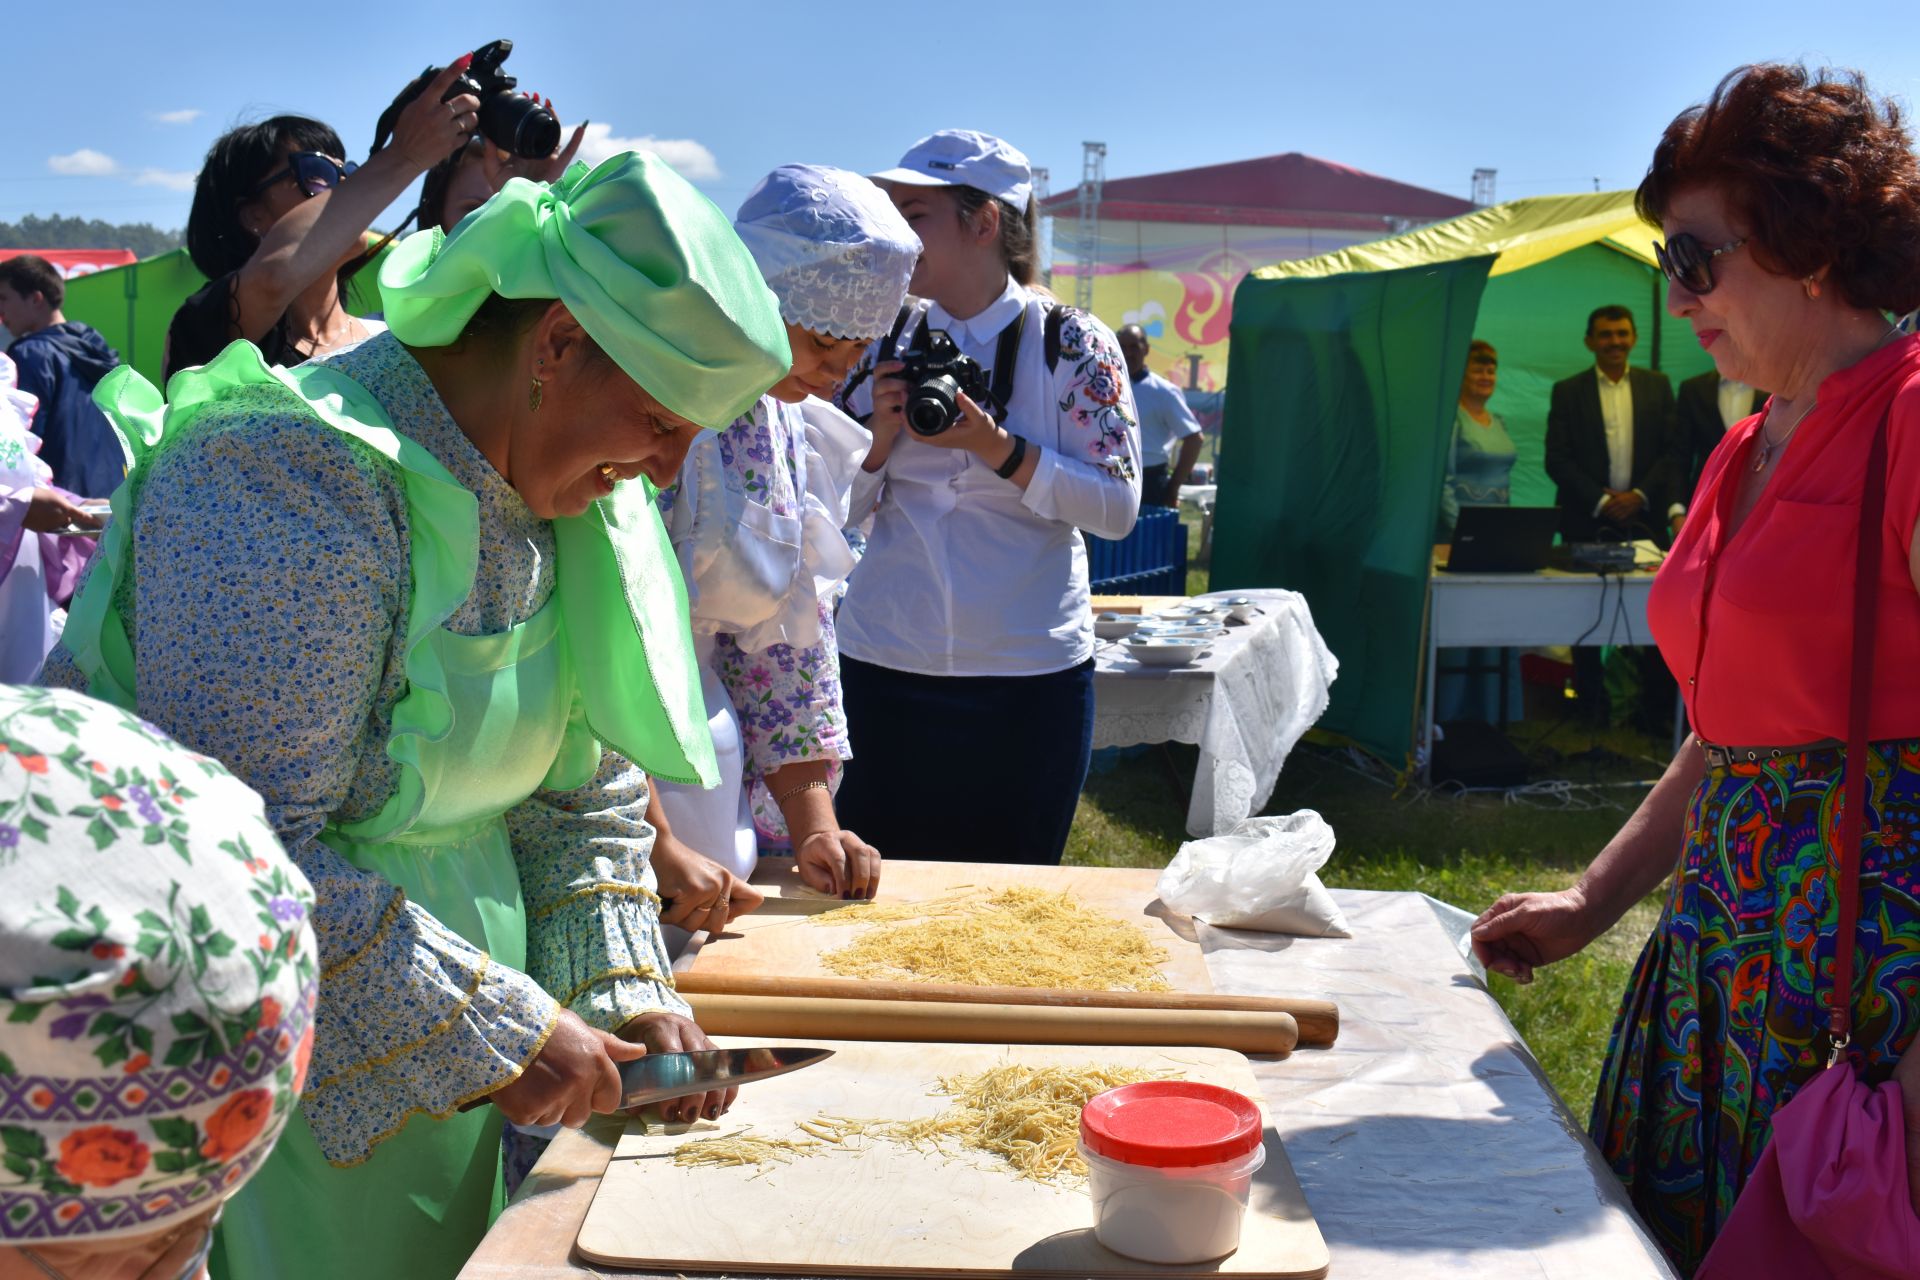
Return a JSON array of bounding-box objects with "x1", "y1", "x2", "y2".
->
[{"x1": 0, "y1": 685, "x2": 318, "y2": 1242}]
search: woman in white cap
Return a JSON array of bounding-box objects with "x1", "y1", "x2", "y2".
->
[
  {"x1": 838, "y1": 130, "x2": 1141, "y2": 864},
  {"x1": 655, "y1": 164, "x2": 917, "y2": 899},
  {"x1": 0, "y1": 683, "x2": 318, "y2": 1280}
]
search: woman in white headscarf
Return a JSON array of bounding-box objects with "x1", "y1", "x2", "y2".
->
[
  {"x1": 0, "y1": 683, "x2": 318, "y2": 1279},
  {"x1": 655, "y1": 165, "x2": 918, "y2": 900}
]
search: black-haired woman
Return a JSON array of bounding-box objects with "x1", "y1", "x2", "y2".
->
[
  {"x1": 163, "y1": 58, "x2": 479, "y2": 381},
  {"x1": 837, "y1": 130, "x2": 1142, "y2": 864}
]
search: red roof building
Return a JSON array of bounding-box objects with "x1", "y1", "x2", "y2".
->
[{"x1": 1042, "y1": 153, "x2": 1472, "y2": 389}]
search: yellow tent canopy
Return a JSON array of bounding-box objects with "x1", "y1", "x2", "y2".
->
[{"x1": 1250, "y1": 190, "x2": 1659, "y2": 282}]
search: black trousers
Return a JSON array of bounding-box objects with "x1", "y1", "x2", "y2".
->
[
  {"x1": 835, "y1": 656, "x2": 1096, "y2": 865},
  {"x1": 1141, "y1": 463, "x2": 1171, "y2": 507}
]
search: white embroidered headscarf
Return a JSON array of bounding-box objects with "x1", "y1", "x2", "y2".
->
[
  {"x1": 0, "y1": 685, "x2": 318, "y2": 1243},
  {"x1": 731, "y1": 164, "x2": 920, "y2": 342}
]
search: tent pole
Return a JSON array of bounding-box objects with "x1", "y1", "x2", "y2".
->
[{"x1": 1649, "y1": 271, "x2": 1662, "y2": 372}]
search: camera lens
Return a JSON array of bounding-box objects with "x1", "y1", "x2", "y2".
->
[
  {"x1": 478, "y1": 92, "x2": 562, "y2": 159},
  {"x1": 907, "y1": 377, "x2": 961, "y2": 435}
]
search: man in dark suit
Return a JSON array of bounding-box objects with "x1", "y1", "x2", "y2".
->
[
  {"x1": 1544, "y1": 305, "x2": 1684, "y2": 727},
  {"x1": 1671, "y1": 369, "x2": 1764, "y2": 535},
  {"x1": 1545, "y1": 306, "x2": 1684, "y2": 544}
]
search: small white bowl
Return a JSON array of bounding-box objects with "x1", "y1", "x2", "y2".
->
[
  {"x1": 1123, "y1": 636, "x2": 1211, "y2": 668},
  {"x1": 1210, "y1": 596, "x2": 1261, "y2": 624},
  {"x1": 1094, "y1": 613, "x2": 1143, "y2": 641},
  {"x1": 1135, "y1": 623, "x2": 1226, "y2": 641}
]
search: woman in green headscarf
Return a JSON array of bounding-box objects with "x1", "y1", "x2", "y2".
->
[{"x1": 41, "y1": 152, "x2": 793, "y2": 1280}]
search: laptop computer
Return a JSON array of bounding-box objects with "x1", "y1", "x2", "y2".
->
[{"x1": 1443, "y1": 505, "x2": 1560, "y2": 573}]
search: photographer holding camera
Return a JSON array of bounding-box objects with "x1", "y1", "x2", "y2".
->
[
  {"x1": 164, "y1": 57, "x2": 482, "y2": 380},
  {"x1": 836, "y1": 130, "x2": 1142, "y2": 865}
]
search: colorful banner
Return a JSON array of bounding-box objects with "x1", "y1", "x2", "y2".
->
[
  {"x1": 0, "y1": 249, "x2": 138, "y2": 279},
  {"x1": 1048, "y1": 221, "x2": 1377, "y2": 391}
]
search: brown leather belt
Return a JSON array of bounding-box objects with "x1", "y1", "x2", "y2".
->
[{"x1": 1698, "y1": 738, "x2": 1845, "y2": 769}]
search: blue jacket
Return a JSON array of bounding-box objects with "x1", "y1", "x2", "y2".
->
[{"x1": 8, "y1": 322, "x2": 124, "y2": 498}]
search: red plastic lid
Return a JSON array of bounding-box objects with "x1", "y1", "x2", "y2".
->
[{"x1": 1079, "y1": 1081, "x2": 1263, "y2": 1168}]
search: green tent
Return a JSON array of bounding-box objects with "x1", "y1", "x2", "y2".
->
[
  {"x1": 63, "y1": 246, "x2": 391, "y2": 386},
  {"x1": 1210, "y1": 191, "x2": 1717, "y2": 770}
]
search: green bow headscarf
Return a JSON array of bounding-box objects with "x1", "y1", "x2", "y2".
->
[{"x1": 380, "y1": 151, "x2": 791, "y2": 430}]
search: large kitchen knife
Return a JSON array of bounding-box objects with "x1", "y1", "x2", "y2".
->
[{"x1": 618, "y1": 1046, "x2": 833, "y2": 1111}]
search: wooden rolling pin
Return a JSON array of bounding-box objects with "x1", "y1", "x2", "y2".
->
[
  {"x1": 683, "y1": 992, "x2": 1299, "y2": 1056},
  {"x1": 673, "y1": 971, "x2": 1338, "y2": 1046}
]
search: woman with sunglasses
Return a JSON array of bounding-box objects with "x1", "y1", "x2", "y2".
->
[
  {"x1": 1472, "y1": 64, "x2": 1920, "y2": 1274},
  {"x1": 163, "y1": 58, "x2": 481, "y2": 381}
]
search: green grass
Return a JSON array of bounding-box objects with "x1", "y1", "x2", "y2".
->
[{"x1": 1072, "y1": 507, "x2": 1670, "y2": 1116}]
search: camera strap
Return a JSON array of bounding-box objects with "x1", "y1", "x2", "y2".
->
[{"x1": 983, "y1": 309, "x2": 1026, "y2": 425}]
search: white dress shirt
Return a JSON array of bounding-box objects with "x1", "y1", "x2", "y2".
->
[
  {"x1": 1592, "y1": 366, "x2": 1639, "y2": 516},
  {"x1": 840, "y1": 278, "x2": 1143, "y2": 676},
  {"x1": 1718, "y1": 378, "x2": 1758, "y2": 429},
  {"x1": 1132, "y1": 369, "x2": 1203, "y2": 468}
]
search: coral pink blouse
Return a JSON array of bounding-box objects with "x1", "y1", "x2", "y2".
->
[{"x1": 1650, "y1": 334, "x2": 1920, "y2": 746}]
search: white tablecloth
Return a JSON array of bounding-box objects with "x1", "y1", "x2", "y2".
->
[
  {"x1": 1094, "y1": 588, "x2": 1337, "y2": 836},
  {"x1": 462, "y1": 887, "x2": 1676, "y2": 1280},
  {"x1": 1211, "y1": 889, "x2": 1678, "y2": 1278}
]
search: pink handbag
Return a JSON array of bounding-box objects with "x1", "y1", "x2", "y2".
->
[{"x1": 1697, "y1": 404, "x2": 1920, "y2": 1279}]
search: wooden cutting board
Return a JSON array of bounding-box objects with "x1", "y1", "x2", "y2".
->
[
  {"x1": 575, "y1": 1038, "x2": 1328, "y2": 1278},
  {"x1": 677, "y1": 859, "x2": 1213, "y2": 994}
]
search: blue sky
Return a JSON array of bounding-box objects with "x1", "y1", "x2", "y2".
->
[{"x1": 4, "y1": 1, "x2": 1918, "y2": 232}]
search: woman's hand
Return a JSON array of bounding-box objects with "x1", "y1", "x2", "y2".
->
[
  {"x1": 860, "y1": 361, "x2": 908, "y2": 472},
  {"x1": 23, "y1": 488, "x2": 98, "y2": 533},
  {"x1": 618, "y1": 1011, "x2": 736, "y2": 1125},
  {"x1": 489, "y1": 1008, "x2": 647, "y2": 1129},
  {"x1": 1470, "y1": 887, "x2": 1604, "y2": 984},
  {"x1": 912, "y1": 389, "x2": 1002, "y2": 456},
  {"x1": 651, "y1": 832, "x2": 766, "y2": 935},
  {"x1": 794, "y1": 826, "x2": 881, "y2": 900},
  {"x1": 390, "y1": 60, "x2": 483, "y2": 172}
]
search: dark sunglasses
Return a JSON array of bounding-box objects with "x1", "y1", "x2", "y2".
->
[
  {"x1": 246, "y1": 151, "x2": 356, "y2": 200},
  {"x1": 1653, "y1": 233, "x2": 1746, "y2": 295}
]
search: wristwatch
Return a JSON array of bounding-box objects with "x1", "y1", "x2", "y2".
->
[{"x1": 994, "y1": 433, "x2": 1029, "y2": 480}]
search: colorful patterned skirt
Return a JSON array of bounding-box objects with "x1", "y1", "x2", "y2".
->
[{"x1": 1591, "y1": 740, "x2": 1920, "y2": 1275}]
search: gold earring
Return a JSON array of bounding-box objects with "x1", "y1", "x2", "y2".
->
[
  {"x1": 1805, "y1": 277, "x2": 1821, "y2": 299},
  {"x1": 528, "y1": 376, "x2": 543, "y2": 411}
]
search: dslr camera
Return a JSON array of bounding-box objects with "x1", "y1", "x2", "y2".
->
[
  {"x1": 447, "y1": 39, "x2": 559, "y2": 159},
  {"x1": 895, "y1": 328, "x2": 991, "y2": 435}
]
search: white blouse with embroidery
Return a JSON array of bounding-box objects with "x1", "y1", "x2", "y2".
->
[{"x1": 838, "y1": 279, "x2": 1142, "y2": 677}]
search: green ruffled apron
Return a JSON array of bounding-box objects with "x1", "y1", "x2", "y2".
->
[{"x1": 64, "y1": 346, "x2": 719, "y2": 1280}]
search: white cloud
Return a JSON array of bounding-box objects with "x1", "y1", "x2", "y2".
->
[
  {"x1": 44, "y1": 150, "x2": 195, "y2": 193},
  {"x1": 133, "y1": 169, "x2": 197, "y2": 193},
  {"x1": 575, "y1": 123, "x2": 721, "y2": 183},
  {"x1": 48, "y1": 149, "x2": 118, "y2": 177},
  {"x1": 151, "y1": 109, "x2": 203, "y2": 125}
]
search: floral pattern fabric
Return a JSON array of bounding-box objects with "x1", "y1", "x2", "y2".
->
[
  {"x1": 1591, "y1": 741, "x2": 1920, "y2": 1274},
  {"x1": 43, "y1": 332, "x2": 684, "y2": 1164},
  {"x1": 659, "y1": 400, "x2": 850, "y2": 848},
  {"x1": 0, "y1": 685, "x2": 318, "y2": 1241}
]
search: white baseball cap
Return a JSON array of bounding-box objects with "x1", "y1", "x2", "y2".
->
[{"x1": 871, "y1": 130, "x2": 1033, "y2": 213}]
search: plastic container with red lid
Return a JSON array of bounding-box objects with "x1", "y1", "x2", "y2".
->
[{"x1": 1078, "y1": 1081, "x2": 1268, "y2": 1264}]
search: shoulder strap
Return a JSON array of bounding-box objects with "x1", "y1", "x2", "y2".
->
[
  {"x1": 876, "y1": 304, "x2": 916, "y2": 365},
  {"x1": 1828, "y1": 400, "x2": 1893, "y2": 1064},
  {"x1": 985, "y1": 308, "x2": 1027, "y2": 424}
]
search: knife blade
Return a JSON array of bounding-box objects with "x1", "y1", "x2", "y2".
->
[{"x1": 618, "y1": 1046, "x2": 833, "y2": 1111}]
